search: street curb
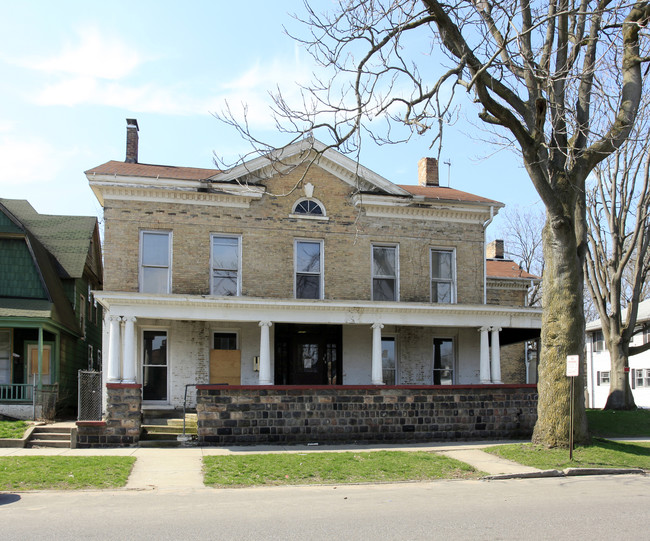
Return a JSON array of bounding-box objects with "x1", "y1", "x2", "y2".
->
[{"x1": 484, "y1": 468, "x2": 646, "y2": 480}]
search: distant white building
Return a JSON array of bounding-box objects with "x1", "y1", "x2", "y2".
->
[{"x1": 586, "y1": 299, "x2": 650, "y2": 409}]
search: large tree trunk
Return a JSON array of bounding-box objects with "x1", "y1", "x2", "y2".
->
[
  {"x1": 532, "y1": 212, "x2": 589, "y2": 446},
  {"x1": 604, "y1": 343, "x2": 637, "y2": 410}
]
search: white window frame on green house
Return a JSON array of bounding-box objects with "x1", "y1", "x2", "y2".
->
[
  {"x1": 430, "y1": 248, "x2": 456, "y2": 304},
  {"x1": 139, "y1": 230, "x2": 172, "y2": 294},
  {"x1": 372, "y1": 244, "x2": 399, "y2": 302},
  {"x1": 210, "y1": 234, "x2": 242, "y2": 297},
  {"x1": 294, "y1": 239, "x2": 324, "y2": 300}
]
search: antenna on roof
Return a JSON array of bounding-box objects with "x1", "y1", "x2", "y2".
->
[{"x1": 443, "y1": 159, "x2": 451, "y2": 187}]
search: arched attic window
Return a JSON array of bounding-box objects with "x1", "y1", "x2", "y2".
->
[{"x1": 292, "y1": 198, "x2": 327, "y2": 218}]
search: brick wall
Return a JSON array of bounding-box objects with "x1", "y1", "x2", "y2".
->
[
  {"x1": 196, "y1": 385, "x2": 537, "y2": 445},
  {"x1": 103, "y1": 164, "x2": 486, "y2": 304}
]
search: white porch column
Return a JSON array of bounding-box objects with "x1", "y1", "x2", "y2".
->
[
  {"x1": 107, "y1": 315, "x2": 122, "y2": 382},
  {"x1": 490, "y1": 327, "x2": 502, "y2": 384},
  {"x1": 371, "y1": 323, "x2": 385, "y2": 385},
  {"x1": 258, "y1": 321, "x2": 273, "y2": 385},
  {"x1": 479, "y1": 326, "x2": 491, "y2": 384},
  {"x1": 122, "y1": 316, "x2": 137, "y2": 383}
]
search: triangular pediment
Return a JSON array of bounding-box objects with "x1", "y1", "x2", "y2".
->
[{"x1": 209, "y1": 138, "x2": 411, "y2": 197}]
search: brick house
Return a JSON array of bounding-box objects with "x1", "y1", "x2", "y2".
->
[
  {"x1": 80, "y1": 119, "x2": 541, "y2": 446},
  {"x1": 0, "y1": 199, "x2": 103, "y2": 420}
]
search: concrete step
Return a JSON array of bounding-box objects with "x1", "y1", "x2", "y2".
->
[
  {"x1": 31, "y1": 426, "x2": 72, "y2": 434},
  {"x1": 29, "y1": 439, "x2": 70, "y2": 449},
  {"x1": 30, "y1": 432, "x2": 70, "y2": 441}
]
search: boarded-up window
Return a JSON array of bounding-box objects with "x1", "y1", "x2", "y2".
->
[{"x1": 210, "y1": 332, "x2": 240, "y2": 384}]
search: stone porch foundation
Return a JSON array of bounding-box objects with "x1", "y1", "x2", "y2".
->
[
  {"x1": 196, "y1": 384, "x2": 538, "y2": 445},
  {"x1": 76, "y1": 383, "x2": 142, "y2": 448}
]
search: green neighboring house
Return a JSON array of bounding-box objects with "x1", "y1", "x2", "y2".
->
[{"x1": 0, "y1": 198, "x2": 103, "y2": 420}]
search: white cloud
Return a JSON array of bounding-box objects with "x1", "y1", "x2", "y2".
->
[
  {"x1": 0, "y1": 137, "x2": 75, "y2": 186},
  {"x1": 16, "y1": 27, "x2": 145, "y2": 80}
]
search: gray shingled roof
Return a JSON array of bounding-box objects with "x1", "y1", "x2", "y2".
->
[
  {"x1": 586, "y1": 298, "x2": 650, "y2": 331},
  {"x1": 0, "y1": 198, "x2": 97, "y2": 279}
]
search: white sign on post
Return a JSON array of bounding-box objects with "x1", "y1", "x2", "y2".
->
[{"x1": 566, "y1": 355, "x2": 580, "y2": 377}]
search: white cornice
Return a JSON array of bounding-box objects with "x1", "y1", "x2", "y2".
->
[
  {"x1": 89, "y1": 182, "x2": 263, "y2": 208},
  {"x1": 94, "y1": 292, "x2": 542, "y2": 329},
  {"x1": 352, "y1": 194, "x2": 494, "y2": 224}
]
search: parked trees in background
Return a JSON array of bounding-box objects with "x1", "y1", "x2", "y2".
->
[{"x1": 217, "y1": 1, "x2": 650, "y2": 446}]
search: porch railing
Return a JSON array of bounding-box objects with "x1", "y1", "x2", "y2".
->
[{"x1": 0, "y1": 384, "x2": 34, "y2": 402}]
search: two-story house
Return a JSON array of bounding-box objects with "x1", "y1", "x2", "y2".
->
[
  {"x1": 586, "y1": 298, "x2": 650, "y2": 409},
  {"x1": 0, "y1": 199, "x2": 103, "y2": 420},
  {"x1": 79, "y1": 119, "x2": 541, "y2": 446}
]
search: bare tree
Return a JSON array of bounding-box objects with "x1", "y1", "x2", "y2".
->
[
  {"x1": 497, "y1": 206, "x2": 545, "y2": 307},
  {"x1": 585, "y1": 99, "x2": 650, "y2": 410},
  {"x1": 217, "y1": 1, "x2": 650, "y2": 446}
]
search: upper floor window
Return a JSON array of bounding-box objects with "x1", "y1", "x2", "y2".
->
[
  {"x1": 294, "y1": 199, "x2": 325, "y2": 216},
  {"x1": 295, "y1": 240, "x2": 323, "y2": 299},
  {"x1": 140, "y1": 231, "x2": 172, "y2": 294},
  {"x1": 644, "y1": 327, "x2": 650, "y2": 345},
  {"x1": 211, "y1": 235, "x2": 241, "y2": 296},
  {"x1": 372, "y1": 245, "x2": 398, "y2": 301},
  {"x1": 79, "y1": 294, "x2": 86, "y2": 335},
  {"x1": 592, "y1": 330, "x2": 604, "y2": 353},
  {"x1": 431, "y1": 248, "x2": 455, "y2": 303}
]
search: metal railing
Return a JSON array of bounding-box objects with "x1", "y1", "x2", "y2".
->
[{"x1": 0, "y1": 383, "x2": 34, "y2": 402}]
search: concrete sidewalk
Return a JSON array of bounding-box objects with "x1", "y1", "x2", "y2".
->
[{"x1": 0, "y1": 440, "x2": 539, "y2": 490}]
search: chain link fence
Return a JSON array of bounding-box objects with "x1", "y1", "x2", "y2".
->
[{"x1": 78, "y1": 370, "x2": 102, "y2": 421}]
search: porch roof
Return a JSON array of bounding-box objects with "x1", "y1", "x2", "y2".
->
[{"x1": 94, "y1": 292, "x2": 542, "y2": 331}]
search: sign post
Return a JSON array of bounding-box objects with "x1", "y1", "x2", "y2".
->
[{"x1": 566, "y1": 355, "x2": 580, "y2": 460}]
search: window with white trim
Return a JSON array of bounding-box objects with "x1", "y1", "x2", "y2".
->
[
  {"x1": 211, "y1": 235, "x2": 241, "y2": 296},
  {"x1": 382, "y1": 336, "x2": 397, "y2": 385},
  {"x1": 140, "y1": 231, "x2": 172, "y2": 294},
  {"x1": 597, "y1": 370, "x2": 610, "y2": 385},
  {"x1": 293, "y1": 199, "x2": 325, "y2": 216},
  {"x1": 295, "y1": 240, "x2": 323, "y2": 299},
  {"x1": 79, "y1": 295, "x2": 86, "y2": 335},
  {"x1": 433, "y1": 337, "x2": 454, "y2": 385},
  {"x1": 372, "y1": 245, "x2": 398, "y2": 301},
  {"x1": 634, "y1": 368, "x2": 650, "y2": 388},
  {"x1": 430, "y1": 248, "x2": 455, "y2": 303},
  {"x1": 592, "y1": 330, "x2": 604, "y2": 353}
]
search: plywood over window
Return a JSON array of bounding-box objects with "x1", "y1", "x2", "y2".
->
[{"x1": 209, "y1": 349, "x2": 241, "y2": 385}]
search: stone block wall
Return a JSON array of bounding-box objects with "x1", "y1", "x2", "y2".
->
[
  {"x1": 76, "y1": 383, "x2": 142, "y2": 447},
  {"x1": 196, "y1": 384, "x2": 537, "y2": 445}
]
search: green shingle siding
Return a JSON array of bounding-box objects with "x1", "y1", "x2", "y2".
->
[
  {"x1": 0, "y1": 210, "x2": 23, "y2": 234},
  {"x1": 0, "y1": 239, "x2": 47, "y2": 299}
]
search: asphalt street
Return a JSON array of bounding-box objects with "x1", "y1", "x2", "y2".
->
[{"x1": 1, "y1": 475, "x2": 648, "y2": 540}]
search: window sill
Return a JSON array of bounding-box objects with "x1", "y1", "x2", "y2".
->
[{"x1": 289, "y1": 213, "x2": 330, "y2": 221}]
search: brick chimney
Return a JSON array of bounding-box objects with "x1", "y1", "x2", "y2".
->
[
  {"x1": 125, "y1": 118, "x2": 139, "y2": 163},
  {"x1": 487, "y1": 239, "x2": 505, "y2": 259},
  {"x1": 418, "y1": 157, "x2": 439, "y2": 187}
]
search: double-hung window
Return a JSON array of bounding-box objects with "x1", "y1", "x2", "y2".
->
[
  {"x1": 140, "y1": 231, "x2": 172, "y2": 294},
  {"x1": 592, "y1": 330, "x2": 604, "y2": 353},
  {"x1": 211, "y1": 235, "x2": 241, "y2": 296},
  {"x1": 430, "y1": 248, "x2": 455, "y2": 303},
  {"x1": 295, "y1": 240, "x2": 323, "y2": 299},
  {"x1": 372, "y1": 245, "x2": 398, "y2": 301}
]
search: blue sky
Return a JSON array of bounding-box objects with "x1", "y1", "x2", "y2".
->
[{"x1": 0, "y1": 1, "x2": 541, "y2": 235}]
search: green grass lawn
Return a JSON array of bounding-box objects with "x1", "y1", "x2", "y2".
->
[
  {"x1": 485, "y1": 438, "x2": 650, "y2": 470},
  {"x1": 203, "y1": 450, "x2": 483, "y2": 487},
  {"x1": 586, "y1": 408, "x2": 650, "y2": 437},
  {"x1": 0, "y1": 456, "x2": 136, "y2": 490},
  {"x1": 0, "y1": 421, "x2": 29, "y2": 439}
]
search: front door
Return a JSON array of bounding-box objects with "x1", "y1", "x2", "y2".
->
[
  {"x1": 27, "y1": 343, "x2": 52, "y2": 385},
  {"x1": 274, "y1": 324, "x2": 342, "y2": 385},
  {"x1": 142, "y1": 330, "x2": 168, "y2": 402}
]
